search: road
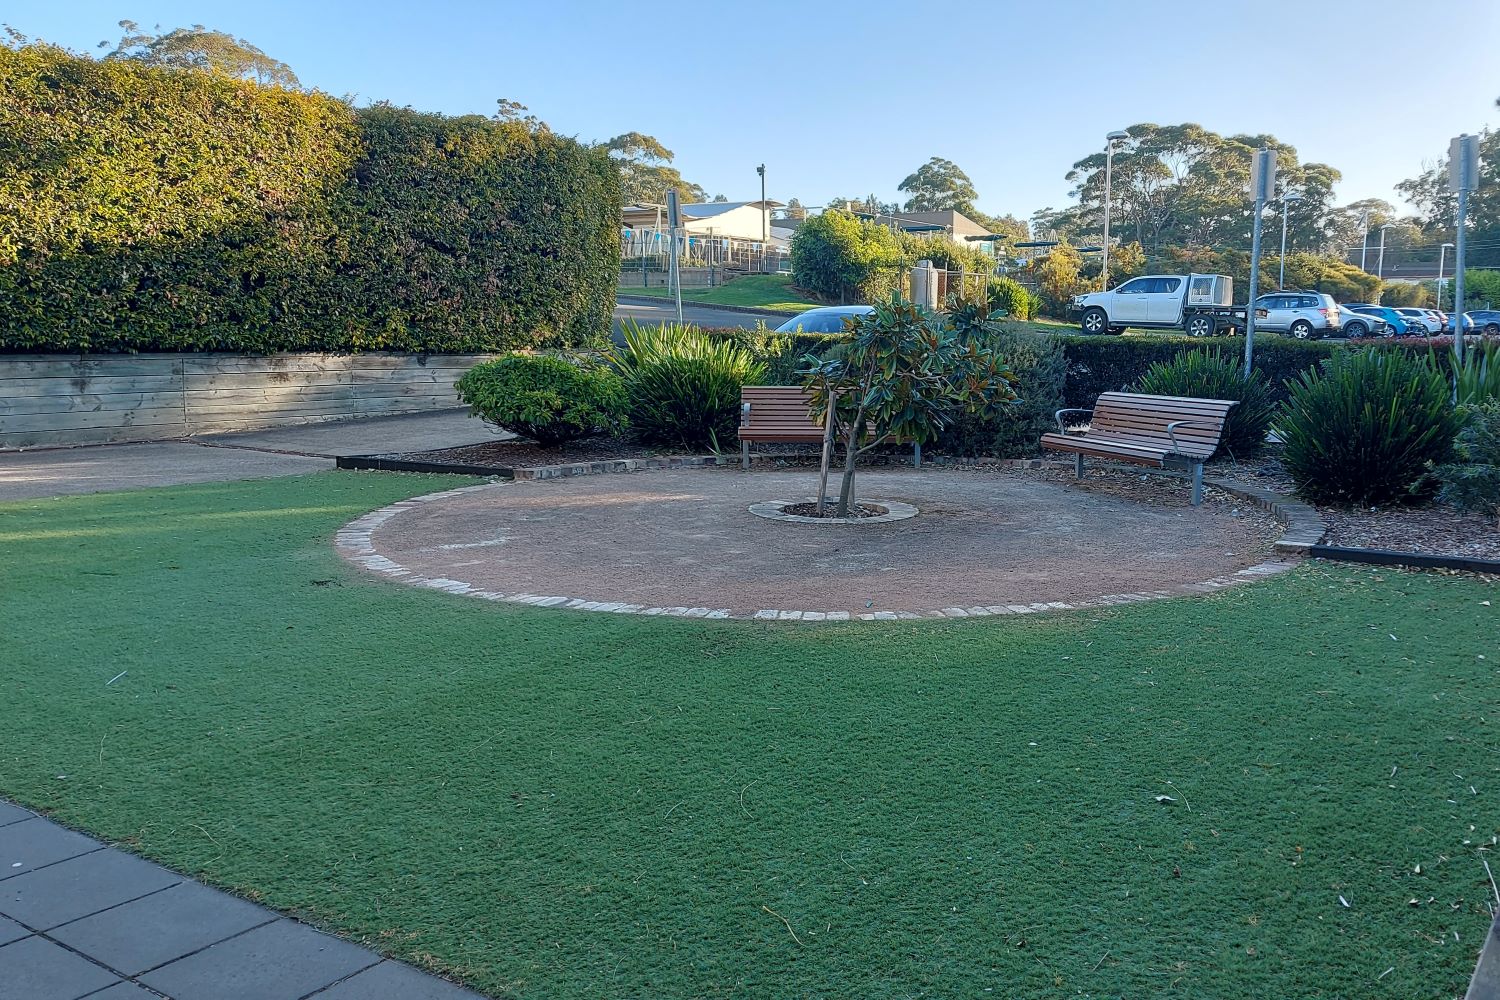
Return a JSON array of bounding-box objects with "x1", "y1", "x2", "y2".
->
[{"x1": 612, "y1": 297, "x2": 782, "y2": 342}]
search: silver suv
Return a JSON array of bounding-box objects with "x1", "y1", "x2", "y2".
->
[{"x1": 1252, "y1": 291, "x2": 1342, "y2": 339}]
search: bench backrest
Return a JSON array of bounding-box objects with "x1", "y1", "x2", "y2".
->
[
  {"x1": 739, "y1": 386, "x2": 824, "y2": 441},
  {"x1": 1090, "y1": 392, "x2": 1237, "y2": 458}
]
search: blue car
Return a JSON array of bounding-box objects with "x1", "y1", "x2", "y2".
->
[{"x1": 1348, "y1": 305, "x2": 1417, "y2": 337}]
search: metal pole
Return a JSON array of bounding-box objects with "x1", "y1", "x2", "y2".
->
[
  {"x1": 1101, "y1": 142, "x2": 1113, "y2": 290},
  {"x1": 1279, "y1": 199, "x2": 1290, "y2": 289},
  {"x1": 671, "y1": 228, "x2": 683, "y2": 324},
  {"x1": 1377, "y1": 227, "x2": 1387, "y2": 279},
  {"x1": 1437, "y1": 243, "x2": 1449, "y2": 313},
  {"x1": 758, "y1": 164, "x2": 767, "y2": 243},
  {"x1": 1454, "y1": 187, "x2": 1468, "y2": 364},
  {"x1": 1359, "y1": 211, "x2": 1369, "y2": 271},
  {"x1": 1245, "y1": 197, "x2": 1267, "y2": 377}
]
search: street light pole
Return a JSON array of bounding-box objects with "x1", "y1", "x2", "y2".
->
[
  {"x1": 1437, "y1": 241, "x2": 1453, "y2": 314},
  {"x1": 1279, "y1": 191, "x2": 1302, "y2": 289},
  {"x1": 1101, "y1": 130, "x2": 1130, "y2": 290},
  {"x1": 756, "y1": 164, "x2": 767, "y2": 243},
  {"x1": 1359, "y1": 209, "x2": 1370, "y2": 271},
  {"x1": 1376, "y1": 224, "x2": 1394, "y2": 280}
]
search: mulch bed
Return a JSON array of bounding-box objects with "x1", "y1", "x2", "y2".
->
[{"x1": 781, "y1": 501, "x2": 886, "y2": 519}]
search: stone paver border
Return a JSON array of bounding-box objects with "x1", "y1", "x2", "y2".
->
[
  {"x1": 747, "y1": 498, "x2": 919, "y2": 525},
  {"x1": 0, "y1": 800, "x2": 485, "y2": 999},
  {"x1": 335, "y1": 478, "x2": 1304, "y2": 622}
]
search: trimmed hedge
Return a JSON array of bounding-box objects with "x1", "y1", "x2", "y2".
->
[
  {"x1": 1047, "y1": 332, "x2": 1341, "y2": 407},
  {"x1": 0, "y1": 44, "x2": 619, "y2": 354},
  {"x1": 454, "y1": 354, "x2": 626, "y2": 445}
]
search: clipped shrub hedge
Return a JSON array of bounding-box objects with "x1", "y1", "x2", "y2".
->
[
  {"x1": 608, "y1": 322, "x2": 766, "y2": 450},
  {"x1": 455, "y1": 354, "x2": 626, "y2": 445},
  {"x1": 936, "y1": 326, "x2": 1064, "y2": 457},
  {"x1": 0, "y1": 43, "x2": 619, "y2": 354},
  {"x1": 1051, "y1": 333, "x2": 1340, "y2": 407},
  {"x1": 1134, "y1": 349, "x2": 1277, "y2": 458},
  {"x1": 1279, "y1": 350, "x2": 1462, "y2": 506}
]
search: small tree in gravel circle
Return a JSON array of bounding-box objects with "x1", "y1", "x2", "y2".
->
[{"x1": 800, "y1": 294, "x2": 1020, "y2": 517}]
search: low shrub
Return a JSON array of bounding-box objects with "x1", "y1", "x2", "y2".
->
[
  {"x1": 936, "y1": 326, "x2": 1064, "y2": 457},
  {"x1": 1435, "y1": 400, "x2": 1500, "y2": 523},
  {"x1": 1450, "y1": 340, "x2": 1500, "y2": 405},
  {"x1": 985, "y1": 276, "x2": 1036, "y2": 322},
  {"x1": 608, "y1": 321, "x2": 766, "y2": 450},
  {"x1": 1133, "y1": 349, "x2": 1276, "y2": 458},
  {"x1": 1278, "y1": 350, "x2": 1462, "y2": 506},
  {"x1": 701, "y1": 325, "x2": 848, "y2": 384},
  {"x1": 455, "y1": 354, "x2": 626, "y2": 445}
]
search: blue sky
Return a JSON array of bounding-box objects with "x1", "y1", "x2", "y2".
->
[{"x1": 9, "y1": 0, "x2": 1499, "y2": 220}]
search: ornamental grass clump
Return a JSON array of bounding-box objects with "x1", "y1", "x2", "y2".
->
[
  {"x1": 608, "y1": 321, "x2": 766, "y2": 450},
  {"x1": 1435, "y1": 400, "x2": 1500, "y2": 525},
  {"x1": 455, "y1": 354, "x2": 626, "y2": 445},
  {"x1": 1278, "y1": 349, "x2": 1463, "y2": 506},
  {"x1": 1134, "y1": 349, "x2": 1276, "y2": 458}
]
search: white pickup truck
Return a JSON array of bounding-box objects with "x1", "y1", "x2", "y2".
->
[{"x1": 1072, "y1": 273, "x2": 1255, "y2": 337}]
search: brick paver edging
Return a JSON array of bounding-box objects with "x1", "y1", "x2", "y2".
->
[
  {"x1": 1200, "y1": 476, "x2": 1327, "y2": 556},
  {"x1": 335, "y1": 481, "x2": 1301, "y2": 623}
]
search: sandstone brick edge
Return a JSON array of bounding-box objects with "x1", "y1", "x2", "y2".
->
[{"x1": 334, "y1": 480, "x2": 1303, "y2": 623}]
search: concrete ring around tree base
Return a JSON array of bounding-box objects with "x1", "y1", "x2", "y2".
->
[
  {"x1": 335, "y1": 467, "x2": 1295, "y2": 622},
  {"x1": 747, "y1": 498, "x2": 919, "y2": 525}
]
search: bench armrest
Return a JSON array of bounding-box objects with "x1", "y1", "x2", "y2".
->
[
  {"x1": 1165, "y1": 419, "x2": 1216, "y2": 456},
  {"x1": 1054, "y1": 408, "x2": 1093, "y2": 434},
  {"x1": 740, "y1": 401, "x2": 751, "y2": 427}
]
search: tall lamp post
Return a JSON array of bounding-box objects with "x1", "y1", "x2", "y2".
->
[
  {"x1": 1100, "y1": 130, "x2": 1130, "y2": 290},
  {"x1": 1437, "y1": 241, "x2": 1454, "y2": 313},
  {"x1": 756, "y1": 163, "x2": 767, "y2": 243},
  {"x1": 1376, "y1": 223, "x2": 1395, "y2": 279},
  {"x1": 1278, "y1": 190, "x2": 1302, "y2": 289}
]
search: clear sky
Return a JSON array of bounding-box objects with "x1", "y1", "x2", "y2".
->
[{"x1": 9, "y1": 0, "x2": 1499, "y2": 221}]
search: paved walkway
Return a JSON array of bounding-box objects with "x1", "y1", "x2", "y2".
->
[
  {"x1": 0, "y1": 411, "x2": 506, "y2": 502},
  {"x1": 0, "y1": 800, "x2": 484, "y2": 999}
]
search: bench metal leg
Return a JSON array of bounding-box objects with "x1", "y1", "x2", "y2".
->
[
  {"x1": 741, "y1": 440, "x2": 750, "y2": 470},
  {"x1": 913, "y1": 441, "x2": 922, "y2": 468},
  {"x1": 1075, "y1": 453, "x2": 1084, "y2": 479},
  {"x1": 1191, "y1": 464, "x2": 1204, "y2": 506}
]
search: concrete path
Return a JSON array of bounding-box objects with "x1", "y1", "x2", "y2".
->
[
  {"x1": 0, "y1": 800, "x2": 484, "y2": 999},
  {"x1": 0, "y1": 410, "x2": 506, "y2": 502}
]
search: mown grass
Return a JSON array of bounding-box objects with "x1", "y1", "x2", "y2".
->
[
  {"x1": 1, "y1": 471, "x2": 1496, "y2": 998},
  {"x1": 618, "y1": 273, "x2": 820, "y2": 314}
]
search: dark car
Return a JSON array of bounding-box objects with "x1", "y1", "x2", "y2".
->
[{"x1": 1464, "y1": 311, "x2": 1500, "y2": 335}]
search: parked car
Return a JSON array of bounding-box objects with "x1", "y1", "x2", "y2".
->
[
  {"x1": 1349, "y1": 305, "x2": 1417, "y2": 336},
  {"x1": 1251, "y1": 291, "x2": 1342, "y2": 339},
  {"x1": 1395, "y1": 307, "x2": 1443, "y2": 335},
  {"x1": 1465, "y1": 310, "x2": 1500, "y2": 335},
  {"x1": 773, "y1": 305, "x2": 873, "y2": 334},
  {"x1": 1336, "y1": 305, "x2": 1389, "y2": 338}
]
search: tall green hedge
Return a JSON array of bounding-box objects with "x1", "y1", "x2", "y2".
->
[{"x1": 0, "y1": 44, "x2": 619, "y2": 354}]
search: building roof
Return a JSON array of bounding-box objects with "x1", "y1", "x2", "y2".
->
[
  {"x1": 887, "y1": 210, "x2": 992, "y2": 239},
  {"x1": 680, "y1": 200, "x2": 786, "y2": 218}
]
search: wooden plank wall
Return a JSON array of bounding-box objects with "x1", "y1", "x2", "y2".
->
[{"x1": 0, "y1": 354, "x2": 491, "y2": 449}]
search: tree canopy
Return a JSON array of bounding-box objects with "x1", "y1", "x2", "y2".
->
[
  {"x1": 602, "y1": 132, "x2": 706, "y2": 206},
  {"x1": 100, "y1": 20, "x2": 298, "y2": 87},
  {"x1": 898, "y1": 157, "x2": 979, "y2": 215}
]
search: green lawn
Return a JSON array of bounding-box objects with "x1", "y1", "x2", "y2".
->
[
  {"x1": 2, "y1": 472, "x2": 1495, "y2": 998},
  {"x1": 617, "y1": 273, "x2": 821, "y2": 314}
]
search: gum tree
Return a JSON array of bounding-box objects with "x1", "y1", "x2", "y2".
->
[{"x1": 800, "y1": 294, "x2": 1020, "y2": 517}]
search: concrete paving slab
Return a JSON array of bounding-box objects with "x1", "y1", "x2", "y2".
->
[
  {"x1": 0, "y1": 819, "x2": 101, "y2": 882},
  {"x1": 0, "y1": 442, "x2": 327, "y2": 501},
  {"x1": 52, "y1": 880, "x2": 272, "y2": 976},
  {"x1": 315, "y1": 959, "x2": 489, "y2": 999},
  {"x1": 195, "y1": 408, "x2": 507, "y2": 458},
  {"x1": 0, "y1": 849, "x2": 182, "y2": 931},
  {"x1": 88, "y1": 983, "x2": 163, "y2": 999},
  {"x1": 0, "y1": 802, "x2": 31, "y2": 828},
  {"x1": 140, "y1": 919, "x2": 379, "y2": 1000},
  {"x1": 0, "y1": 915, "x2": 27, "y2": 947},
  {"x1": 0, "y1": 934, "x2": 121, "y2": 999}
]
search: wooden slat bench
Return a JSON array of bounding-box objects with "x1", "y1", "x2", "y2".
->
[
  {"x1": 1039, "y1": 391, "x2": 1237, "y2": 506},
  {"x1": 738, "y1": 386, "x2": 921, "y2": 469}
]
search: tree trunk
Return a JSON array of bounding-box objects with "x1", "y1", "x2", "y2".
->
[
  {"x1": 837, "y1": 431, "x2": 858, "y2": 517},
  {"x1": 815, "y1": 403, "x2": 836, "y2": 516}
]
